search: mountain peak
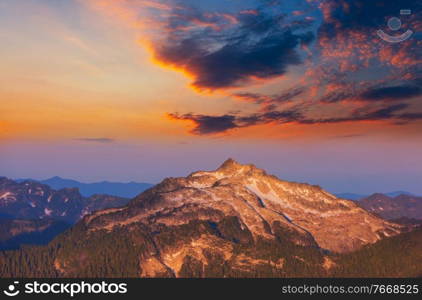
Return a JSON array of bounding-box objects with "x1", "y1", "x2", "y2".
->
[
  {"x1": 367, "y1": 193, "x2": 392, "y2": 200},
  {"x1": 216, "y1": 158, "x2": 260, "y2": 175},
  {"x1": 218, "y1": 158, "x2": 242, "y2": 169}
]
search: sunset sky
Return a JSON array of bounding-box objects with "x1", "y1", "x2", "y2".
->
[{"x1": 1, "y1": 0, "x2": 421, "y2": 194}]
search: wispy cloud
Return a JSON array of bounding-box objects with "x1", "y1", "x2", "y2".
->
[
  {"x1": 331, "y1": 134, "x2": 367, "y2": 139},
  {"x1": 74, "y1": 138, "x2": 115, "y2": 143},
  {"x1": 168, "y1": 102, "x2": 422, "y2": 135}
]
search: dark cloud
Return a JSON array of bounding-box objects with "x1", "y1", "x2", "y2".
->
[
  {"x1": 398, "y1": 112, "x2": 422, "y2": 120},
  {"x1": 320, "y1": 84, "x2": 422, "y2": 104},
  {"x1": 168, "y1": 109, "x2": 303, "y2": 135},
  {"x1": 363, "y1": 103, "x2": 409, "y2": 119},
  {"x1": 74, "y1": 138, "x2": 115, "y2": 143},
  {"x1": 301, "y1": 104, "x2": 409, "y2": 124},
  {"x1": 155, "y1": 7, "x2": 314, "y2": 90},
  {"x1": 168, "y1": 113, "x2": 238, "y2": 135},
  {"x1": 360, "y1": 85, "x2": 422, "y2": 101},
  {"x1": 169, "y1": 103, "x2": 422, "y2": 135}
]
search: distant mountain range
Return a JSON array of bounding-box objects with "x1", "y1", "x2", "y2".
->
[
  {"x1": 358, "y1": 193, "x2": 422, "y2": 221},
  {"x1": 16, "y1": 176, "x2": 153, "y2": 198},
  {"x1": 0, "y1": 177, "x2": 131, "y2": 223},
  {"x1": 0, "y1": 177, "x2": 135, "y2": 250},
  {"x1": 335, "y1": 191, "x2": 422, "y2": 222},
  {"x1": 335, "y1": 191, "x2": 417, "y2": 201}
]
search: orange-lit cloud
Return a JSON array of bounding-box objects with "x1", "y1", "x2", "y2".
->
[
  {"x1": 5, "y1": 0, "x2": 418, "y2": 142},
  {"x1": 83, "y1": 0, "x2": 315, "y2": 92}
]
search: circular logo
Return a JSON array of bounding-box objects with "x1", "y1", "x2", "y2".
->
[{"x1": 387, "y1": 17, "x2": 402, "y2": 31}]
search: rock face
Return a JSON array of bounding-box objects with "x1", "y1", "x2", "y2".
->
[
  {"x1": 359, "y1": 193, "x2": 422, "y2": 220},
  {"x1": 50, "y1": 159, "x2": 401, "y2": 277},
  {"x1": 0, "y1": 177, "x2": 130, "y2": 223}
]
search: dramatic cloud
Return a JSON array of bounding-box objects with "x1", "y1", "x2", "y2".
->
[
  {"x1": 152, "y1": 4, "x2": 315, "y2": 90},
  {"x1": 161, "y1": 0, "x2": 421, "y2": 135},
  {"x1": 87, "y1": 0, "x2": 422, "y2": 136}
]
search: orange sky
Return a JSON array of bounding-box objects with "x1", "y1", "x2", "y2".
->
[{"x1": 0, "y1": 0, "x2": 421, "y2": 143}]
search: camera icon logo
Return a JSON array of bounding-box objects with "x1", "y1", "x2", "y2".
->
[
  {"x1": 3, "y1": 281, "x2": 20, "y2": 297},
  {"x1": 377, "y1": 9, "x2": 413, "y2": 43}
]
